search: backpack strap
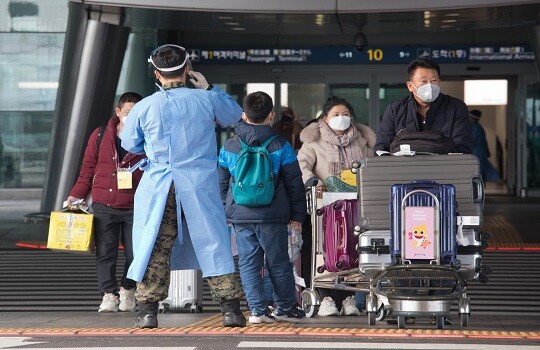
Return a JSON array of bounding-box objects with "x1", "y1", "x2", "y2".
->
[
  {"x1": 261, "y1": 135, "x2": 279, "y2": 149},
  {"x1": 238, "y1": 138, "x2": 249, "y2": 149},
  {"x1": 96, "y1": 123, "x2": 107, "y2": 152}
]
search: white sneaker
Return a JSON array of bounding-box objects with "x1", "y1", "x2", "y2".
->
[
  {"x1": 317, "y1": 297, "x2": 339, "y2": 316},
  {"x1": 249, "y1": 312, "x2": 276, "y2": 324},
  {"x1": 98, "y1": 293, "x2": 119, "y2": 313},
  {"x1": 340, "y1": 295, "x2": 361, "y2": 316},
  {"x1": 119, "y1": 287, "x2": 136, "y2": 312}
]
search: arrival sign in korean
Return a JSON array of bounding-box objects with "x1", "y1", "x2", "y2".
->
[{"x1": 188, "y1": 45, "x2": 534, "y2": 65}]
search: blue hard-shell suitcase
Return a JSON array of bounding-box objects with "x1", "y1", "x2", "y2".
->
[{"x1": 390, "y1": 180, "x2": 458, "y2": 266}]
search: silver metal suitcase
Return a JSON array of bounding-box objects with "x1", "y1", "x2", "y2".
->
[
  {"x1": 159, "y1": 269, "x2": 203, "y2": 313},
  {"x1": 358, "y1": 230, "x2": 391, "y2": 276},
  {"x1": 357, "y1": 228, "x2": 489, "y2": 282},
  {"x1": 357, "y1": 154, "x2": 484, "y2": 231},
  {"x1": 457, "y1": 228, "x2": 491, "y2": 282}
]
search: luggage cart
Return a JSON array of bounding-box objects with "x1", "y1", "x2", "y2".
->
[
  {"x1": 365, "y1": 188, "x2": 470, "y2": 329},
  {"x1": 300, "y1": 179, "x2": 371, "y2": 318}
]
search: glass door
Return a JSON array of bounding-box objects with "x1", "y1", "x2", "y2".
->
[
  {"x1": 525, "y1": 82, "x2": 540, "y2": 194},
  {"x1": 328, "y1": 84, "x2": 370, "y2": 126},
  {"x1": 378, "y1": 83, "x2": 409, "y2": 123}
]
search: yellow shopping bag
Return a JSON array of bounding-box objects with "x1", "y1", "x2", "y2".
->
[
  {"x1": 340, "y1": 169, "x2": 357, "y2": 186},
  {"x1": 47, "y1": 208, "x2": 94, "y2": 254}
]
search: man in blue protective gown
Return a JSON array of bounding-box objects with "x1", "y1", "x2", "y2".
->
[{"x1": 120, "y1": 44, "x2": 245, "y2": 328}]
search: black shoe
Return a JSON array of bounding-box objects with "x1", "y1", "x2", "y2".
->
[
  {"x1": 134, "y1": 314, "x2": 158, "y2": 328},
  {"x1": 134, "y1": 302, "x2": 159, "y2": 329},
  {"x1": 220, "y1": 299, "x2": 246, "y2": 327}
]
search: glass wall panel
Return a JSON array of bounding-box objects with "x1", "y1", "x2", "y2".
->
[
  {"x1": 0, "y1": 1, "x2": 68, "y2": 32},
  {"x1": 378, "y1": 83, "x2": 408, "y2": 122},
  {"x1": 526, "y1": 83, "x2": 540, "y2": 189},
  {"x1": 329, "y1": 84, "x2": 370, "y2": 126},
  {"x1": 0, "y1": 0, "x2": 67, "y2": 189},
  {"x1": 0, "y1": 33, "x2": 64, "y2": 111},
  {"x1": 0, "y1": 111, "x2": 52, "y2": 187},
  {"x1": 283, "y1": 83, "x2": 325, "y2": 126}
]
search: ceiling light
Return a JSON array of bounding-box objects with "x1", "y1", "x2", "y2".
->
[
  {"x1": 232, "y1": 27, "x2": 245, "y2": 31},
  {"x1": 225, "y1": 22, "x2": 240, "y2": 26},
  {"x1": 442, "y1": 19, "x2": 457, "y2": 23},
  {"x1": 18, "y1": 81, "x2": 58, "y2": 89},
  {"x1": 424, "y1": 11, "x2": 431, "y2": 18},
  {"x1": 218, "y1": 16, "x2": 234, "y2": 20}
]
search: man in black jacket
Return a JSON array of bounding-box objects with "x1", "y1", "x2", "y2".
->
[{"x1": 374, "y1": 58, "x2": 472, "y2": 154}]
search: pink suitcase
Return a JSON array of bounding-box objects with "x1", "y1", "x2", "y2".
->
[{"x1": 317, "y1": 199, "x2": 359, "y2": 272}]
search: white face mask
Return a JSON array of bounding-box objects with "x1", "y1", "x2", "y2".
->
[
  {"x1": 327, "y1": 115, "x2": 351, "y2": 131},
  {"x1": 411, "y1": 82, "x2": 440, "y2": 103},
  {"x1": 118, "y1": 111, "x2": 128, "y2": 124}
]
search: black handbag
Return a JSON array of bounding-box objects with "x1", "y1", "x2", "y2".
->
[{"x1": 389, "y1": 129, "x2": 456, "y2": 154}]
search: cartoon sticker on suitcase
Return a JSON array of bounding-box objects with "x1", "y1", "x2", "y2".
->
[{"x1": 404, "y1": 206, "x2": 435, "y2": 260}]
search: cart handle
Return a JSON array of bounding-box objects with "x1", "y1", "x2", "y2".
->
[{"x1": 400, "y1": 189, "x2": 440, "y2": 209}]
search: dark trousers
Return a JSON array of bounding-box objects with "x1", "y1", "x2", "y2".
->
[{"x1": 92, "y1": 203, "x2": 136, "y2": 294}]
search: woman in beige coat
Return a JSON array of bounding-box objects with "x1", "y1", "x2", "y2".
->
[
  {"x1": 298, "y1": 96, "x2": 376, "y2": 184},
  {"x1": 297, "y1": 95, "x2": 376, "y2": 317}
]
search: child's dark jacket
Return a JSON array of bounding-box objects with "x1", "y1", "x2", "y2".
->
[{"x1": 218, "y1": 122, "x2": 306, "y2": 224}]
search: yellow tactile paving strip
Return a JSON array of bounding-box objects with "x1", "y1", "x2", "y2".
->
[
  {"x1": 1, "y1": 313, "x2": 539, "y2": 340},
  {"x1": 483, "y1": 215, "x2": 523, "y2": 247},
  {"x1": 482, "y1": 214, "x2": 540, "y2": 249}
]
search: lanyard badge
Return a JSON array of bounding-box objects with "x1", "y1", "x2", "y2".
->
[{"x1": 117, "y1": 168, "x2": 133, "y2": 189}]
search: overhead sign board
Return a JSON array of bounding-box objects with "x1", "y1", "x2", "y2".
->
[{"x1": 188, "y1": 45, "x2": 535, "y2": 65}]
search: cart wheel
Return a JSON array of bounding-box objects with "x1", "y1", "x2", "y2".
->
[
  {"x1": 367, "y1": 311, "x2": 376, "y2": 325},
  {"x1": 304, "y1": 304, "x2": 319, "y2": 318},
  {"x1": 436, "y1": 316, "x2": 445, "y2": 329},
  {"x1": 301, "y1": 290, "x2": 319, "y2": 318},
  {"x1": 397, "y1": 316, "x2": 406, "y2": 329},
  {"x1": 460, "y1": 313, "x2": 469, "y2": 327},
  {"x1": 375, "y1": 305, "x2": 387, "y2": 321}
]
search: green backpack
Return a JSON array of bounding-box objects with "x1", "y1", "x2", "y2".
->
[{"x1": 232, "y1": 135, "x2": 278, "y2": 206}]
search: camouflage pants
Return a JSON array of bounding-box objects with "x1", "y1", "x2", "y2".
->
[{"x1": 135, "y1": 184, "x2": 243, "y2": 303}]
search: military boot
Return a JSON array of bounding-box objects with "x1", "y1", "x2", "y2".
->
[
  {"x1": 220, "y1": 298, "x2": 246, "y2": 327},
  {"x1": 134, "y1": 302, "x2": 158, "y2": 328}
]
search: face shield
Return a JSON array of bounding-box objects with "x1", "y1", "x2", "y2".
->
[{"x1": 147, "y1": 44, "x2": 188, "y2": 71}]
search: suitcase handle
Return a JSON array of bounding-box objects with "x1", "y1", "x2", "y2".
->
[
  {"x1": 472, "y1": 176, "x2": 484, "y2": 204},
  {"x1": 405, "y1": 180, "x2": 441, "y2": 193}
]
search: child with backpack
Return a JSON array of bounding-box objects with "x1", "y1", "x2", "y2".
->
[{"x1": 218, "y1": 91, "x2": 307, "y2": 324}]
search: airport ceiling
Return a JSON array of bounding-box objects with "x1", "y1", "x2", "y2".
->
[{"x1": 122, "y1": 3, "x2": 540, "y2": 37}]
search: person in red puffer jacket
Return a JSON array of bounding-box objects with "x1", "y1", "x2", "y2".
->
[{"x1": 66, "y1": 92, "x2": 146, "y2": 313}]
